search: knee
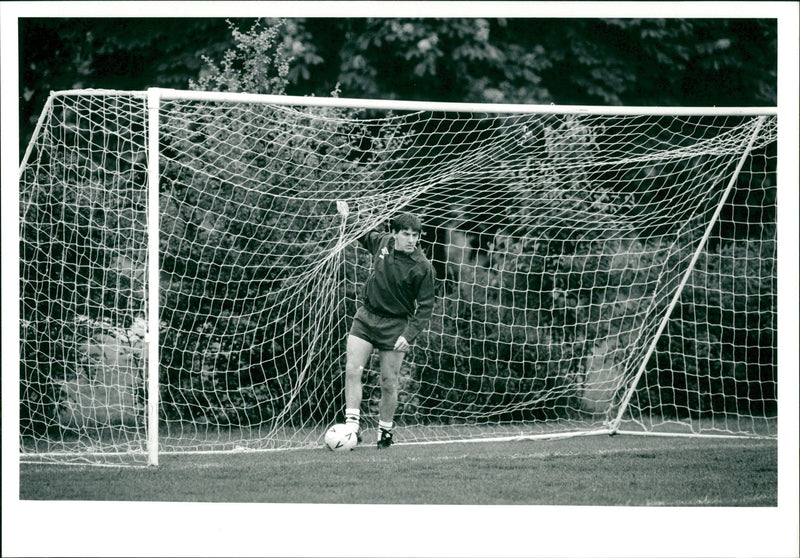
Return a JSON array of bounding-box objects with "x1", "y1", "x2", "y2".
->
[{"x1": 381, "y1": 373, "x2": 399, "y2": 395}]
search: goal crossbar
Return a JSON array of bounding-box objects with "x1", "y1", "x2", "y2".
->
[{"x1": 46, "y1": 87, "x2": 779, "y2": 116}]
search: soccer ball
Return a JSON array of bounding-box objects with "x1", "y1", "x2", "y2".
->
[{"x1": 324, "y1": 424, "x2": 357, "y2": 451}]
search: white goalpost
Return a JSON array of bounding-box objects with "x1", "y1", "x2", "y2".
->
[{"x1": 18, "y1": 88, "x2": 777, "y2": 466}]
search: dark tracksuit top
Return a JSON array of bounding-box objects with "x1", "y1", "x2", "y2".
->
[{"x1": 359, "y1": 231, "x2": 436, "y2": 343}]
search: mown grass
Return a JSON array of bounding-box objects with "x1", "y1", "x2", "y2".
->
[{"x1": 19, "y1": 434, "x2": 776, "y2": 506}]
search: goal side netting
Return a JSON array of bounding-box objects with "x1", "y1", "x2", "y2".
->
[{"x1": 18, "y1": 89, "x2": 777, "y2": 465}]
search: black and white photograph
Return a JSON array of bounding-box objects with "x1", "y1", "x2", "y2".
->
[{"x1": 2, "y1": 2, "x2": 798, "y2": 557}]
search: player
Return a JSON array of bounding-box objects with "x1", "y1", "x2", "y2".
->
[{"x1": 336, "y1": 201, "x2": 436, "y2": 449}]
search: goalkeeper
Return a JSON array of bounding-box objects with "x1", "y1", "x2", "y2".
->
[{"x1": 336, "y1": 201, "x2": 436, "y2": 449}]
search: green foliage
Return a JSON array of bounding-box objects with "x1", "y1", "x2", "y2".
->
[
  {"x1": 18, "y1": 18, "x2": 778, "y2": 433},
  {"x1": 19, "y1": 17, "x2": 777, "y2": 159},
  {"x1": 19, "y1": 95, "x2": 149, "y2": 435},
  {"x1": 189, "y1": 19, "x2": 291, "y2": 95},
  {"x1": 646, "y1": 238, "x2": 777, "y2": 417},
  {"x1": 18, "y1": 18, "x2": 241, "y2": 159},
  {"x1": 281, "y1": 18, "x2": 776, "y2": 107}
]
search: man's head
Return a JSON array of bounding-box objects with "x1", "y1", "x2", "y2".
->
[{"x1": 390, "y1": 212, "x2": 422, "y2": 254}]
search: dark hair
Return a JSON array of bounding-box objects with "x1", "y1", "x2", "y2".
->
[{"x1": 390, "y1": 212, "x2": 422, "y2": 233}]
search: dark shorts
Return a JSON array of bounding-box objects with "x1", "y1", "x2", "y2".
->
[{"x1": 349, "y1": 306, "x2": 408, "y2": 351}]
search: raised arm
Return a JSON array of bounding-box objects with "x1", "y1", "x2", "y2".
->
[{"x1": 336, "y1": 199, "x2": 386, "y2": 253}]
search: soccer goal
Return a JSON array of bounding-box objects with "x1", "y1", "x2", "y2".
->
[{"x1": 18, "y1": 88, "x2": 777, "y2": 466}]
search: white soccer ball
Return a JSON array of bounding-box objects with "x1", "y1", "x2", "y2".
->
[{"x1": 324, "y1": 424, "x2": 357, "y2": 451}]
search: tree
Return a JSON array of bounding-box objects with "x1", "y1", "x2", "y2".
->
[
  {"x1": 18, "y1": 18, "x2": 240, "y2": 159},
  {"x1": 277, "y1": 18, "x2": 776, "y2": 107},
  {"x1": 20, "y1": 17, "x2": 777, "y2": 160}
]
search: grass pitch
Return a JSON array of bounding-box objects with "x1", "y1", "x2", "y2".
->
[{"x1": 19, "y1": 434, "x2": 776, "y2": 506}]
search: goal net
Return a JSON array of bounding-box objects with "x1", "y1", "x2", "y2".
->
[{"x1": 18, "y1": 89, "x2": 777, "y2": 465}]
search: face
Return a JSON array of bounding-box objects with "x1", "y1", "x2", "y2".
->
[{"x1": 393, "y1": 228, "x2": 420, "y2": 253}]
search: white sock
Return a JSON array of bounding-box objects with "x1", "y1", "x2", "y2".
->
[
  {"x1": 378, "y1": 420, "x2": 393, "y2": 432},
  {"x1": 345, "y1": 408, "x2": 360, "y2": 431}
]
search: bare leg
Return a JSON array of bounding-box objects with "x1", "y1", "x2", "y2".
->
[
  {"x1": 345, "y1": 335, "x2": 374, "y2": 412},
  {"x1": 378, "y1": 350, "x2": 405, "y2": 423}
]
